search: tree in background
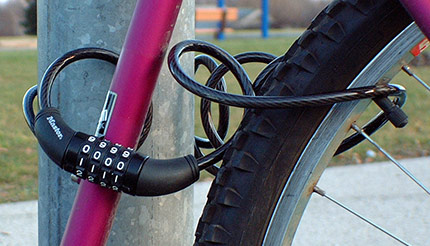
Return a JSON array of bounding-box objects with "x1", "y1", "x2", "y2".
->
[
  {"x1": 0, "y1": 7, "x2": 17, "y2": 36},
  {"x1": 0, "y1": 0, "x2": 27, "y2": 36},
  {"x1": 269, "y1": 0, "x2": 328, "y2": 28},
  {"x1": 22, "y1": 0, "x2": 36, "y2": 35}
]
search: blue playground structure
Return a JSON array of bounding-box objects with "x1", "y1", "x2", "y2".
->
[{"x1": 216, "y1": 0, "x2": 270, "y2": 40}]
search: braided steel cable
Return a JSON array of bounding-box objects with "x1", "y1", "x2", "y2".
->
[
  {"x1": 23, "y1": 43, "x2": 406, "y2": 177},
  {"x1": 193, "y1": 51, "x2": 281, "y2": 172},
  {"x1": 195, "y1": 55, "x2": 230, "y2": 149},
  {"x1": 168, "y1": 40, "x2": 403, "y2": 109},
  {"x1": 32, "y1": 47, "x2": 153, "y2": 149},
  {"x1": 39, "y1": 48, "x2": 119, "y2": 109},
  {"x1": 169, "y1": 40, "x2": 406, "y2": 173},
  {"x1": 22, "y1": 85, "x2": 38, "y2": 133}
]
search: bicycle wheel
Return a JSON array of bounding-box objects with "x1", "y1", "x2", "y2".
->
[{"x1": 194, "y1": 0, "x2": 422, "y2": 245}]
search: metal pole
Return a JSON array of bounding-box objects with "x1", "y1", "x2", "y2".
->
[
  {"x1": 262, "y1": 0, "x2": 270, "y2": 38},
  {"x1": 217, "y1": 0, "x2": 226, "y2": 40},
  {"x1": 38, "y1": 0, "x2": 194, "y2": 245}
]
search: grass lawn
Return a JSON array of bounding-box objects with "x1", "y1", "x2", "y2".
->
[
  {"x1": 1, "y1": 35, "x2": 430, "y2": 202},
  {"x1": 0, "y1": 49, "x2": 38, "y2": 203}
]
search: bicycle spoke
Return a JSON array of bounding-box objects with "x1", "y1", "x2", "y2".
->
[
  {"x1": 313, "y1": 186, "x2": 411, "y2": 246},
  {"x1": 351, "y1": 123, "x2": 430, "y2": 195},
  {"x1": 402, "y1": 65, "x2": 430, "y2": 92}
]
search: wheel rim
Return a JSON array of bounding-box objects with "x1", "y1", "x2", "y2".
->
[{"x1": 262, "y1": 23, "x2": 424, "y2": 246}]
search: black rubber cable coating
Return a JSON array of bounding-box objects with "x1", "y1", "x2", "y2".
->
[
  {"x1": 168, "y1": 40, "x2": 403, "y2": 109},
  {"x1": 23, "y1": 45, "x2": 408, "y2": 183},
  {"x1": 37, "y1": 47, "x2": 152, "y2": 149}
]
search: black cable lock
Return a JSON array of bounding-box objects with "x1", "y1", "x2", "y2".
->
[
  {"x1": 24, "y1": 46, "x2": 409, "y2": 196},
  {"x1": 33, "y1": 107, "x2": 199, "y2": 196},
  {"x1": 23, "y1": 47, "x2": 200, "y2": 196}
]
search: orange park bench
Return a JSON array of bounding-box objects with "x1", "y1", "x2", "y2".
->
[{"x1": 195, "y1": 7, "x2": 239, "y2": 37}]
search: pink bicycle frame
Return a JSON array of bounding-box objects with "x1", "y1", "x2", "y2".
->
[
  {"x1": 57, "y1": 0, "x2": 430, "y2": 245},
  {"x1": 60, "y1": 0, "x2": 183, "y2": 245},
  {"x1": 401, "y1": 0, "x2": 430, "y2": 39}
]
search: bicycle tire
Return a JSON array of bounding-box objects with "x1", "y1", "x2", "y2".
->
[{"x1": 195, "y1": 0, "x2": 417, "y2": 245}]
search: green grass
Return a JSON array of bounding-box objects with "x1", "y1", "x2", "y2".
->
[
  {"x1": 0, "y1": 50, "x2": 38, "y2": 202},
  {"x1": 208, "y1": 37, "x2": 295, "y2": 55},
  {"x1": 2, "y1": 35, "x2": 430, "y2": 202}
]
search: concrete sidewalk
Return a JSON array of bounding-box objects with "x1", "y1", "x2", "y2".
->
[{"x1": 1, "y1": 157, "x2": 430, "y2": 245}]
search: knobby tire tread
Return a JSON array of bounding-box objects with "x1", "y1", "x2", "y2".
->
[{"x1": 194, "y1": 0, "x2": 413, "y2": 245}]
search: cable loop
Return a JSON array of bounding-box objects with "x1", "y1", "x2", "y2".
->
[
  {"x1": 26, "y1": 47, "x2": 153, "y2": 149},
  {"x1": 168, "y1": 40, "x2": 402, "y2": 109},
  {"x1": 191, "y1": 48, "x2": 280, "y2": 174},
  {"x1": 168, "y1": 40, "x2": 407, "y2": 175},
  {"x1": 22, "y1": 43, "x2": 408, "y2": 178},
  {"x1": 195, "y1": 55, "x2": 229, "y2": 149}
]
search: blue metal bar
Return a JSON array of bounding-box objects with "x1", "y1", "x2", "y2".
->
[
  {"x1": 262, "y1": 0, "x2": 269, "y2": 38},
  {"x1": 217, "y1": 0, "x2": 226, "y2": 40}
]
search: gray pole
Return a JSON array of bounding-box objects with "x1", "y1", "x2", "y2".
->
[{"x1": 37, "y1": 0, "x2": 194, "y2": 245}]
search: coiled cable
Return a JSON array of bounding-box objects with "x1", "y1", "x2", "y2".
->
[
  {"x1": 168, "y1": 40, "x2": 407, "y2": 174},
  {"x1": 23, "y1": 43, "x2": 407, "y2": 178}
]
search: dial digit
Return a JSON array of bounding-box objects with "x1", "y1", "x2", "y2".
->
[
  {"x1": 93, "y1": 151, "x2": 102, "y2": 160},
  {"x1": 110, "y1": 147, "x2": 118, "y2": 154},
  {"x1": 117, "y1": 161, "x2": 125, "y2": 171},
  {"x1": 104, "y1": 158, "x2": 112, "y2": 167},
  {"x1": 122, "y1": 151, "x2": 130, "y2": 158},
  {"x1": 82, "y1": 144, "x2": 91, "y2": 154}
]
